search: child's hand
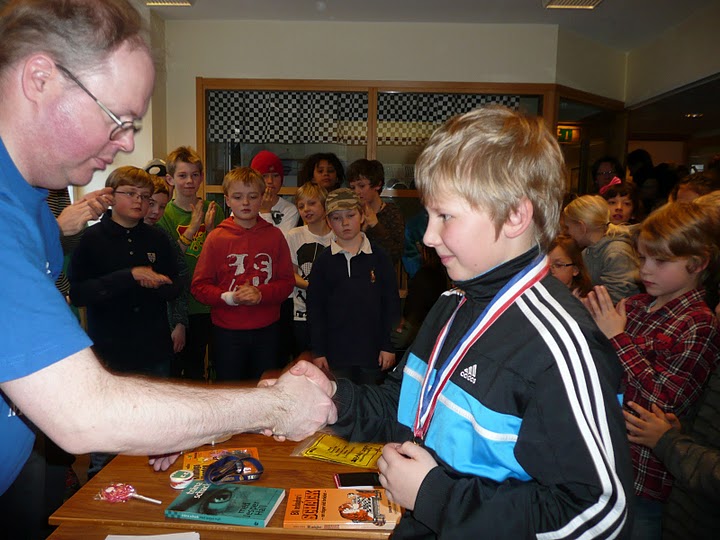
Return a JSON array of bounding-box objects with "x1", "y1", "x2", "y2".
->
[
  {"x1": 232, "y1": 282, "x2": 262, "y2": 305},
  {"x1": 260, "y1": 187, "x2": 274, "y2": 213},
  {"x1": 363, "y1": 203, "x2": 379, "y2": 229},
  {"x1": 188, "y1": 199, "x2": 204, "y2": 236},
  {"x1": 624, "y1": 401, "x2": 677, "y2": 449},
  {"x1": 204, "y1": 201, "x2": 217, "y2": 232},
  {"x1": 581, "y1": 286, "x2": 626, "y2": 338},
  {"x1": 171, "y1": 323, "x2": 186, "y2": 353},
  {"x1": 131, "y1": 266, "x2": 172, "y2": 288},
  {"x1": 378, "y1": 441, "x2": 437, "y2": 510},
  {"x1": 378, "y1": 350, "x2": 396, "y2": 370}
]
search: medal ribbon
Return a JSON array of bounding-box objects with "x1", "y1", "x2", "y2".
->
[{"x1": 412, "y1": 254, "x2": 549, "y2": 442}]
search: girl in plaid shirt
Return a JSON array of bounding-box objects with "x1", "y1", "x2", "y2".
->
[{"x1": 584, "y1": 201, "x2": 720, "y2": 539}]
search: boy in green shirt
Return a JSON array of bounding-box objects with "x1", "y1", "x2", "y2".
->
[{"x1": 158, "y1": 146, "x2": 225, "y2": 379}]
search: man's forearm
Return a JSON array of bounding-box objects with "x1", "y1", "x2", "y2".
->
[{"x1": 2, "y1": 348, "x2": 332, "y2": 455}]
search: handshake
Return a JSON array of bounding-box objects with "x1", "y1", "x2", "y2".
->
[{"x1": 256, "y1": 360, "x2": 338, "y2": 441}]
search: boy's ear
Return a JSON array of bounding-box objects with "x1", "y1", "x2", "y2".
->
[
  {"x1": 688, "y1": 255, "x2": 709, "y2": 275},
  {"x1": 165, "y1": 174, "x2": 175, "y2": 186},
  {"x1": 503, "y1": 197, "x2": 534, "y2": 239}
]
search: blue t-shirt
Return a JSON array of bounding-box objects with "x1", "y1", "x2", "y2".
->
[{"x1": 0, "y1": 137, "x2": 92, "y2": 494}]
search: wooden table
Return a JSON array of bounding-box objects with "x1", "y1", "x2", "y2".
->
[{"x1": 49, "y1": 434, "x2": 393, "y2": 538}]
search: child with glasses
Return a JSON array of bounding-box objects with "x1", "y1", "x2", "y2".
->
[
  {"x1": 548, "y1": 234, "x2": 593, "y2": 297},
  {"x1": 68, "y1": 166, "x2": 183, "y2": 477}
]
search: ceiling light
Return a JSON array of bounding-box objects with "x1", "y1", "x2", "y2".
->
[
  {"x1": 684, "y1": 113, "x2": 704, "y2": 119},
  {"x1": 543, "y1": 0, "x2": 604, "y2": 9},
  {"x1": 146, "y1": 1, "x2": 194, "y2": 6}
]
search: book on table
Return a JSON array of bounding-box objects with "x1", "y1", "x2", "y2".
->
[
  {"x1": 165, "y1": 481, "x2": 285, "y2": 527},
  {"x1": 181, "y1": 447, "x2": 259, "y2": 480},
  {"x1": 283, "y1": 488, "x2": 402, "y2": 530}
]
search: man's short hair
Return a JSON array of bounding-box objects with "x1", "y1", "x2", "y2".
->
[
  {"x1": 166, "y1": 146, "x2": 204, "y2": 177},
  {"x1": 0, "y1": 0, "x2": 147, "y2": 77},
  {"x1": 415, "y1": 106, "x2": 566, "y2": 251},
  {"x1": 105, "y1": 165, "x2": 153, "y2": 193},
  {"x1": 222, "y1": 166, "x2": 265, "y2": 195}
]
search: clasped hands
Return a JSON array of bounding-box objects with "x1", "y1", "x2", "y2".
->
[{"x1": 149, "y1": 361, "x2": 338, "y2": 472}]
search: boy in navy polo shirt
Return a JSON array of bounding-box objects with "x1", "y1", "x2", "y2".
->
[{"x1": 307, "y1": 188, "x2": 401, "y2": 384}]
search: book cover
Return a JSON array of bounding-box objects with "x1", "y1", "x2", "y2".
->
[
  {"x1": 283, "y1": 488, "x2": 402, "y2": 530},
  {"x1": 182, "y1": 447, "x2": 259, "y2": 480},
  {"x1": 165, "y1": 481, "x2": 285, "y2": 527},
  {"x1": 297, "y1": 433, "x2": 383, "y2": 468}
]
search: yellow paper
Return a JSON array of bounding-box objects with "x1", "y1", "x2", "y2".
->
[{"x1": 300, "y1": 433, "x2": 383, "y2": 468}]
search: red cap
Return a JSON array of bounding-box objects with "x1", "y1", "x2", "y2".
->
[{"x1": 250, "y1": 150, "x2": 284, "y2": 182}]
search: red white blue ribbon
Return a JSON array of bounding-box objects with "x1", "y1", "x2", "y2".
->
[{"x1": 412, "y1": 254, "x2": 549, "y2": 442}]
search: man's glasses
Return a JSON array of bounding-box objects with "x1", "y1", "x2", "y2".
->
[
  {"x1": 55, "y1": 64, "x2": 142, "y2": 142},
  {"x1": 115, "y1": 190, "x2": 152, "y2": 202},
  {"x1": 596, "y1": 170, "x2": 616, "y2": 177}
]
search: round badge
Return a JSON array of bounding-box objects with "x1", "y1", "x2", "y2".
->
[{"x1": 169, "y1": 469, "x2": 194, "y2": 490}]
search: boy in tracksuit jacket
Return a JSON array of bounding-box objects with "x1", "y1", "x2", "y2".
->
[
  {"x1": 326, "y1": 107, "x2": 635, "y2": 538},
  {"x1": 192, "y1": 167, "x2": 294, "y2": 381}
]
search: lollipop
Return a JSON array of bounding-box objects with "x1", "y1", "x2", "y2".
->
[{"x1": 96, "y1": 482, "x2": 162, "y2": 505}]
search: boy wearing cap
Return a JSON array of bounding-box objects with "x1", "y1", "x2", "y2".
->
[
  {"x1": 191, "y1": 167, "x2": 294, "y2": 381},
  {"x1": 251, "y1": 150, "x2": 300, "y2": 236},
  {"x1": 307, "y1": 188, "x2": 401, "y2": 384}
]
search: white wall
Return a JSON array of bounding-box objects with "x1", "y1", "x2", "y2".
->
[
  {"x1": 164, "y1": 20, "x2": 563, "y2": 150},
  {"x1": 626, "y1": 2, "x2": 720, "y2": 106},
  {"x1": 556, "y1": 29, "x2": 626, "y2": 102}
]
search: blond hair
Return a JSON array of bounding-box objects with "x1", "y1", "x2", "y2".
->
[
  {"x1": 222, "y1": 166, "x2": 265, "y2": 195},
  {"x1": 414, "y1": 106, "x2": 566, "y2": 251},
  {"x1": 295, "y1": 182, "x2": 328, "y2": 207},
  {"x1": 564, "y1": 194, "x2": 628, "y2": 239},
  {"x1": 166, "y1": 146, "x2": 203, "y2": 177}
]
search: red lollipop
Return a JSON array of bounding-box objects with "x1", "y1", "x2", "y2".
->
[{"x1": 96, "y1": 482, "x2": 162, "y2": 505}]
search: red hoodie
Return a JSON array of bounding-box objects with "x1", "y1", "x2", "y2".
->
[{"x1": 191, "y1": 216, "x2": 294, "y2": 330}]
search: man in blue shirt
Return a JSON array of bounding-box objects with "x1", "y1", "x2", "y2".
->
[{"x1": 0, "y1": 0, "x2": 337, "y2": 497}]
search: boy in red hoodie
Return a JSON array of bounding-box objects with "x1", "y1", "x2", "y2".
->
[{"x1": 192, "y1": 167, "x2": 294, "y2": 380}]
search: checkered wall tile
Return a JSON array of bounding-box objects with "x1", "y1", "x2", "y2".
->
[
  {"x1": 207, "y1": 90, "x2": 368, "y2": 144},
  {"x1": 377, "y1": 93, "x2": 520, "y2": 145},
  {"x1": 206, "y1": 90, "x2": 519, "y2": 146}
]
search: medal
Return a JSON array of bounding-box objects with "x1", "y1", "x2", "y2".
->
[{"x1": 412, "y1": 255, "x2": 548, "y2": 442}]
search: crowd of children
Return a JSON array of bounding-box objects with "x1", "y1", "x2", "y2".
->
[{"x1": 61, "y1": 105, "x2": 720, "y2": 539}]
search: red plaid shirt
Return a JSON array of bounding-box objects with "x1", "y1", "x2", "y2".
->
[{"x1": 610, "y1": 288, "x2": 720, "y2": 501}]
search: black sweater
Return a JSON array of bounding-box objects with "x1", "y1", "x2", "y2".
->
[{"x1": 69, "y1": 211, "x2": 181, "y2": 373}]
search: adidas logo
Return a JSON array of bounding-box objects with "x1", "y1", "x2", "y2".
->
[{"x1": 459, "y1": 364, "x2": 477, "y2": 384}]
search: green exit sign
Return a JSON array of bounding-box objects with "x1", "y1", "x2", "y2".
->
[{"x1": 557, "y1": 125, "x2": 580, "y2": 143}]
